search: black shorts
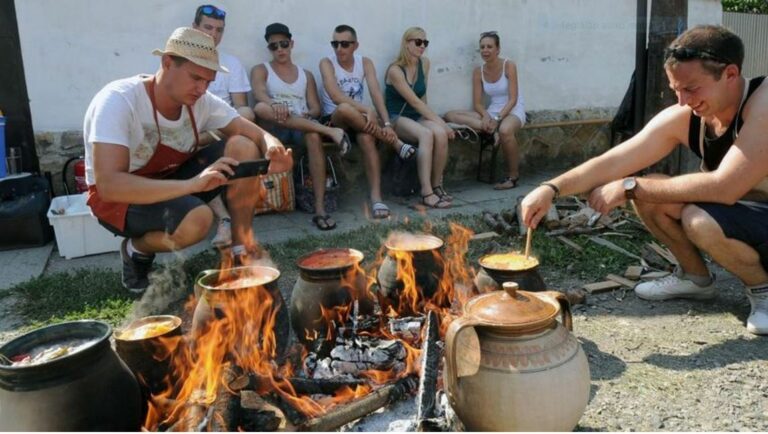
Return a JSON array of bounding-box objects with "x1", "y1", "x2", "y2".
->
[
  {"x1": 100, "y1": 140, "x2": 226, "y2": 239},
  {"x1": 696, "y1": 200, "x2": 768, "y2": 270}
]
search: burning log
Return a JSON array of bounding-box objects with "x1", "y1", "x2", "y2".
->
[
  {"x1": 240, "y1": 390, "x2": 286, "y2": 431},
  {"x1": 416, "y1": 311, "x2": 441, "y2": 425},
  {"x1": 298, "y1": 375, "x2": 418, "y2": 432},
  {"x1": 290, "y1": 377, "x2": 366, "y2": 395},
  {"x1": 209, "y1": 365, "x2": 241, "y2": 432},
  {"x1": 388, "y1": 316, "x2": 425, "y2": 340}
]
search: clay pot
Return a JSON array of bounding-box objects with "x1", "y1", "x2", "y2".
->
[
  {"x1": 290, "y1": 248, "x2": 373, "y2": 349},
  {"x1": 474, "y1": 252, "x2": 546, "y2": 293},
  {"x1": 192, "y1": 265, "x2": 289, "y2": 359},
  {"x1": 444, "y1": 282, "x2": 590, "y2": 431},
  {"x1": 0, "y1": 320, "x2": 142, "y2": 431},
  {"x1": 115, "y1": 315, "x2": 183, "y2": 398},
  {"x1": 376, "y1": 233, "x2": 446, "y2": 313}
]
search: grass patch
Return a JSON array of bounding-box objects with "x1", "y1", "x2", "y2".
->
[{"x1": 6, "y1": 213, "x2": 654, "y2": 331}]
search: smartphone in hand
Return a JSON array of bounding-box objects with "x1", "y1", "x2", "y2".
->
[{"x1": 227, "y1": 159, "x2": 270, "y2": 180}]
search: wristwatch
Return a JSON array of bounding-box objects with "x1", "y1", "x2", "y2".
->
[
  {"x1": 623, "y1": 177, "x2": 638, "y2": 200},
  {"x1": 384, "y1": 121, "x2": 392, "y2": 128}
]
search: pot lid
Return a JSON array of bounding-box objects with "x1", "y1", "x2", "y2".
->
[{"x1": 463, "y1": 282, "x2": 558, "y2": 331}]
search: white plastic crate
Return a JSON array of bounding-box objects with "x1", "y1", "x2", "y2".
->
[{"x1": 47, "y1": 193, "x2": 121, "y2": 259}]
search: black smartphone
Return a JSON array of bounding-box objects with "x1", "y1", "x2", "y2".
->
[{"x1": 227, "y1": 159, "x2": 270, "y2": 180}]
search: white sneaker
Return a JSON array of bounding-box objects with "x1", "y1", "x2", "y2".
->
[
  {"x1": 745, "y1": 287, "x2": 768, "y2": 335},
  {"x1": 211, "y1": 218, "x2": 232, "y2": 248},
  {"x1": 635, "y1": 268, "x2": 716, "y2": 301}
]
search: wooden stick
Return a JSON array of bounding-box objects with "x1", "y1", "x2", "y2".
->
[{"x1": 525, "y1": 227, "x2": 533, "y2": 259}]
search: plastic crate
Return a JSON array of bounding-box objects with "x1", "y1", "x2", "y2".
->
[{"x1": 47, "y1": 194, "x2": 121, "y2": 259}]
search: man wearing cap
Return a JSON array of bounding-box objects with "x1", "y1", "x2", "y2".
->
[
  {"x1": 521, "y1": 25, "x2": 768, "y2": 335},
  {"x1": 251, "y1": 22, "x2": 350, "y2": 231},
  {"x1": 84, "y1": 27, "x2": 292, "y2": 292},
  {"x1": 191, "y1": 4, "x2": 254, "y2": 248}
]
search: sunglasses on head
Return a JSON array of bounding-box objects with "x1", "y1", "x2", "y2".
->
[
  {"x1": 408, "y1": 38, "x2": 429, "y2": 48},
  {"x1": 481, "y1": 31, "x2": 498, "y2": 38},
  {"x1": 267, "y1": 40, "x2": 291, "y2": 51},
  {"x1": 197, "y1": 5, "x2": 226, "y2": 20},
  {"x1": 330, "y1": 40, "x2": 355, "y2": 49},
  {"x1": 664, "y1": 46, "x2": 731, "y2": 65}
]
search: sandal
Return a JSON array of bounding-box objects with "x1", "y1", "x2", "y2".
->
[
  {"x1": 312, "y1": 214, "x2": 337, "y2": 231},
  {"x1": 338, "y1": 133, "x2": 352, "y2": 156},
  {"x1": 371, "y1": 202, "x2": 391, "y2": 219},
  {"x1": 398, "y1": 142, "x2": 416, "y2": 160},
  {"x1": 422, "y1": 193, "x2": 451, "y2": 209},
  {"x1": 433, "y1": 185, "x2": 453, "y2": 202},
  {"x1": 493, "y1": 177, "x2": 519, "y2": 190}
]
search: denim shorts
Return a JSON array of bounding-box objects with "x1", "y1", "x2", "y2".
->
[
  {"x1": 696, "y1": 200, "x2": 768, "y2": 270},
  {"x1": 99, "y1": 140, "x2": 226, "y2": 238}
]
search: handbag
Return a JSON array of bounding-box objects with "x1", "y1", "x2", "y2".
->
[
  {"x1": 253, "y1": 170, "x2": 295, "y2": 215},
  {"x1": 295, "y1": 155, "x2": 339, "y2": 214}
]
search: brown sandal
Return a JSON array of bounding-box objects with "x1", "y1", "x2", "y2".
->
[
  {"x1": 422, "y1": 193, "x2": 451, "y2": 209},
  {"x1": 433, "y1": 185, "x2": 453, "y2": 202},
  {"x1": 494, "y1": 177, "x2": 519, "y2": 190}
]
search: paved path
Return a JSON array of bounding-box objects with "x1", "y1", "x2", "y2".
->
[{"x1": 0, "y1": 171, "x2": 556, "y2": 289}]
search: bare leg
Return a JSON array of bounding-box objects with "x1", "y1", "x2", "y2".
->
[
  {"x1": 356, "y1": 132, "x2": 383, "y2": 203},
  {"x1": 444, "y1": 110, "x2": 486, "y2": 132},
  {"x1": 394, "y1": 117, "x2": 435, "y2": 197},
  {"x1": 682, "y1": 204, "x2": 768, "y2": 285},
  {"x1": 304, "y1": 132, "x2": 328, "y2": 219},
  {"x1": 332, "y1": 102, "x2": 403, "y2": 150},
  {"x1": 254, "y1": 102, "x2": 344, "y2": 145},
  {"x1": 498, "y1": 115, "x2": 522, "y2": 180},
  {"x1": 133, "y1": 205, "x2": 214, "y2": 253},
  {"x1": 222, "y1": 135, "x2": 261, "y2": 248},
  {"x1": 419, "y1": 120, "x2": 450, "y2": 189}
]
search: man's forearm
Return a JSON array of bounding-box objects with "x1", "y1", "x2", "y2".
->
[
  {"x1": 96, "y1": 173, "x2": 193, "y2": 204},
  {"x1": 635, "y1": 173, "x2": 736, "y2": 204}
]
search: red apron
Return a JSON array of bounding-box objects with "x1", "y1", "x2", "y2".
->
[{"x1": 87, "y1": 77, "x2": 201, "y2": 232}]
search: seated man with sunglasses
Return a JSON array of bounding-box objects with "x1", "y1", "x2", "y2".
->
[
  {"x1": 521, "y1": 25, "x2": 768, "y2": 335},
  {"x1": 84, "y1": 27, "x2": 292, "y2": 292},
  {"x1": 319, "y1": 24, "x2": 415, "y2": 220},
  {"x1": 192, "y1": 4, "x2": 255, "y2": 248},
  {"x1": 252, "y1": 22, "x2": 350, "y2": 231}
]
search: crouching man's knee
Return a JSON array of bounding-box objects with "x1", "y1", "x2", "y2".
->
[
  {"x1": 167, "y1": 205, "x2": 214, "y2": 249},
  {"x1": 681, "y1": 204, "x2": 724, "y2": 250},
  {"x1": 225, "y1": 135, "x2": 260, "y2": 160}
]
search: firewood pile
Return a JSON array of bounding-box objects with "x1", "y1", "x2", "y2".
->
[{"x1": 474, "y1": 196, "x2": 679, "y2": 305}]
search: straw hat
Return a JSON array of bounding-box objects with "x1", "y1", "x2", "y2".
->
[{"x1": 152, "y1": 27, "x2": 228, "y2": 73}]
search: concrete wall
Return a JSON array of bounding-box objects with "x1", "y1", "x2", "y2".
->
[{"x1": 14, "y1": 0, "x2": 721, "y2": 190}]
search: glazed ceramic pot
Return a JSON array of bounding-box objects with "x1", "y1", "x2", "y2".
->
[
  {"x1": 192, "y1": 265, "x2": 289, "y2": 358},
  {"x1": 376, "y1": 233, "x2": 446, "y2": 313},
  {"x1": 0, "y1": 320, "x2": 142, "y2": 431},
  {"x1": 474, "y1": 252, "x2": 546, "y2": 293},
  {"x1": 290, "y1": 248, "x2": 373, "y2": 347},
  {"x1": 444, "y1": 282, "x2": 590, "y2": 431}
]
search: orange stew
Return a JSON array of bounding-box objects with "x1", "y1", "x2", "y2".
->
[
  {"x1": 214, "y1": 276, "x2": 273, "y2": 290},
  {"x1": 119, "y1": 320, "x2": 177, "y2": 340}
]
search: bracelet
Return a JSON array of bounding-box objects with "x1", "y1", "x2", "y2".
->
[{"x1": 540, "y1": 182, "x2": 560, "y2": 200}]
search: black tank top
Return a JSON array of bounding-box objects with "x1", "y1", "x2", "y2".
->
[{"x1": 688, "y1": 76, "x2": 765, "y2": 170}]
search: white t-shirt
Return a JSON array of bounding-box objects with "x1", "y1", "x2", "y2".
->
[
  {"x1": 321, "y1": 54, "x2": 365, "y2": 116},
  {"x1": 207, "y1": 52, "x2": 252, "y2": 106},
  {"x1": 83, "y1": 74, "x2": 238, "y2": 185},
  {"x1": 263, "y1": 62, "x2": 309, "y2": 116}
]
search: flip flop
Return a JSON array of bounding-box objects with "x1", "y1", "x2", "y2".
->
[
  {"x1": 494, "y1": 177, "x2": 519, "y2": 190},
  {"x1": 371, "y1": 202, "x2": 391, "y2": 219},
  {"x1": 312, "y1": 214, "x2": 337, "y2": 231},
  {"x1": 398, "y1": 142, "x2": 416, "y2": 160},
  {"x1": 338, "y1": 133, "x2": 352, "y2": 156},
  {"x1": 421, "y1": 193, "x2": 451, "y2": 209}
]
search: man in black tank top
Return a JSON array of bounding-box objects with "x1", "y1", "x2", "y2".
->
[{"x1": 520, "y1": 25, "x2": 768, "y2": 336}]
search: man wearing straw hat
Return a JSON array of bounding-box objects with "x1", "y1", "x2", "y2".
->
[
  {"x1": 83, "y1": 27, "x2": 292, "y2": 293},
  {"x1": 521, "y1": 25, "x2": 768, "y2": 335}
]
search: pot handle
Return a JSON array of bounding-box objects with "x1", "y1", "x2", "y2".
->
[
  {"x1": 543, "y1": 290, "x2": 573, "y2": 331},
  {"x1": 444, "y1": 316, "x2": 478, "y2": 408},
  {"x1": 194, "y1": 269, "x2": 218, "y2": 300}
]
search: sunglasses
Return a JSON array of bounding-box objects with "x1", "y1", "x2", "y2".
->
[
  {"x1": 330, "y1": 40, "x2": 355, "y2": 49},
  {"x1": 481, "y1": 31, "x2": 498, "y2": 38},
  {"x1": 664, "y1": 46, "x2": 731, "y2": 65},
  {"x1": 196, "y1": 5, "x2": 226, "y2": 20},
  {"x1": 408, "y1": 38, "x2": 429, "y2": 48},
  {"x1": 267, "y1": 40, "x2": 291, "y2": 51}
]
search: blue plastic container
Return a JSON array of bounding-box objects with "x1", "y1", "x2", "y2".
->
[{"x1": 0, "y1": 115, "x2": 6, "y2": 178}]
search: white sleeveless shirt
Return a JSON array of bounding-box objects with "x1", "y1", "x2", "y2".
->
[
  {"x1": 263, "y1": 62, "x2": 309, "y2": 116},
  {"x1": 321, "y1": 54, "x2": 365, "y2": 116},
  {"x1": 482, "y1": 58, "x2": 526, "y2": 124}
]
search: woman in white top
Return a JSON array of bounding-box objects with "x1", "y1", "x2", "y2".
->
[{"x1": 445, "y1": 31, "x2": 526, "y2": 190}]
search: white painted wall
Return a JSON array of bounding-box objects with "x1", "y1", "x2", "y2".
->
[{"x1": 16, "y1": 0, "x2": 721, "y2": 132}]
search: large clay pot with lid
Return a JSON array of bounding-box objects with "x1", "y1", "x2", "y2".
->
[{"x1": 444, "y1": 282, "x2": 590, "y2": 431}]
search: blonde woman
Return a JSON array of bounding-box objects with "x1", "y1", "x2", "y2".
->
[
  {"x1": 385, "y1": 27, "x2": 455, "y2": 209},
  {"x1": 445, "y1": 31, "x2": 525, "y2": 190}
]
